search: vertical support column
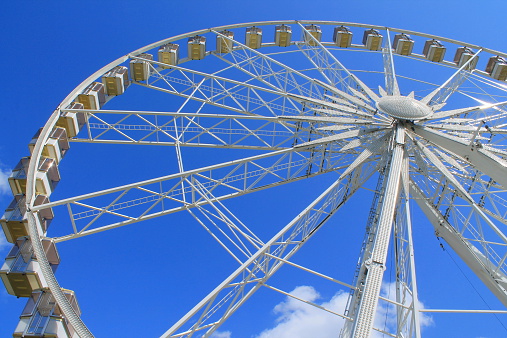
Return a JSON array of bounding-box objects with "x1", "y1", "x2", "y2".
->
[
  {"x1": 401, "y1": 195, "x2": 422, "y2": 338},
  {"x1": 352, "y1": 124, "x2": 405, "y2": 337},
  {"x1": 394, "y1": 157, "x2": 422, "y2": 337}
]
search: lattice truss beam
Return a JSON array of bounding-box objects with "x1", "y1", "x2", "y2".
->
[
  {"x1": 139, "y1": 63, "x2": 302, "y2": 116},
  {"x1": 33, "y1": 139, "x2": 382, "y2": 242},
  {"x1": 67, "y1": 109, "x2": 310, "y2": 149}
]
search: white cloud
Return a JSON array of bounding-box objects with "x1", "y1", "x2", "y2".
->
[
  {"x1": 255, "y1": 284, "x2": 433, "y2": 338},
  {"x1": 0, "y1": 167, "x2": 11, "y2": 196},
  {"x1": 256, "y1": 285, "x2": 348, "y2": 338},
  {"x1": 210, "y1": 331, "x2": 231, "y2": 338},
  {"x1": 0, "y1": 166, "x2": 13, "y2": 253},
  {"x1": 0, "y1": 231, "x2": 10, "y2": 252}
]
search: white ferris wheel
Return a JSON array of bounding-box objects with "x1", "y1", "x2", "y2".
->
[{"x1": 2, "y1": 20, "x2": 507, "y2": 337}]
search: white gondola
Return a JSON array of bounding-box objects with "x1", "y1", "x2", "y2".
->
[
  {"x1": 158, "y1": 43, "x2": 179, "y2": 68},
  {"x1": 454, "y1": 47, "x2": 478, "y2": 69},
  {"x1": 274, "y1": 24, "x2": 292, "y2": 47},
  {"x1": 423, "y1": 39, "x2": 446, "y2": 62},
  {"x1": 486, "y1": 56, "x2": 507, "y2": 81},
  {"x1": 14, "y1": 288, "x2": 81, "y2": 338},
  {"x1": 246, "y1": 27, "x2": 262, "y2": 49},
  {"x1": 1, "y1": 194, "x2": 53, "y2": 243},
  {"x1": 57, "y1": 102, "x2": 86, "y2": 138},
  {"x1": 29, "y1": 127, "x2": 70, "y2": 164},
  {"x1": 304, "y1": 24, "x2": 322, "y2": 46},
  {"x1": 216, "y1": 30, "x2": 234, "y2": 53},
  {"x1": 8, "y1": 157, "x2": 60, "y2": 196},
  {"x1": 188, "y1": 36, "x2": 206, "y2": 60},
  {"x1": 129, "y1": 53, "x2": 153, "y2": 81},
  {"x1": 393, "y1": 33, "x2": 414, "y2": 55},
  {"x1": 0, "y1": 237, "x2": 60, "y2": 297},
  {"x1": 101, "y1": 66, "x2": 130, "y2": 96},
  {"x1": 363, "y1": 29, "x2": 382, "y2": 51},
  {"x1": 333, "y1": 26, "x2": 352, "y2": 48},
  {"x1": 77, "y1": 82, "x2": 105, "y2": 109}
]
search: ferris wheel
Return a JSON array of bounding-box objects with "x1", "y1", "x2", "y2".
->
[{"x1": 2, "y1": 20, "x2": 507, "y2": 337}]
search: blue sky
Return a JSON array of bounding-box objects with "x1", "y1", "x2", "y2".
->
[{"x1": 2, "y1": 1, "x2": 507, "y2": 337}]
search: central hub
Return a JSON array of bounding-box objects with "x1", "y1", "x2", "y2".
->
[{"x1": 376, "y1": 95, "x2": 432, "y2": 120}]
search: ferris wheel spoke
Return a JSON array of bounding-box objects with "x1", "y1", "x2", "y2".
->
[
  {"x1": 141, "y1": 59, "x2": 386, "y2": 122},
  {"x1": 63, "y1": 109, "x2": 306, "y2": 149},
  {"x1": 409, "y1": 135, "x2": 507, "y2": 236},
  {"x1": 411, "y1": 124, "x2": 507, "y2": 190},
  {"x1": 382, "y1": 29, "x2": 401, "y2": 96},
  {"x1": 410, "y1": 181, "x2": 507, "y2": 307},
  {"x1": 295, "y1": 23, "x2": 380, "y2": 103},
  {"x1": 211, "y1": 29, "x2": 328, "y2": 100},
  {"x1": 35, "y1": 144, "x2": 361, "y2": 242},
  {"x1": 423, "y1": 120, "x2": 507, "y2": 135},
  {"x1": 423, "y1": 96, "x2": 507, "y2": 121},
  {"x1": 285, "y1": 94, "x2": 391, "y2": 123},
  {"x1": 137, "y1": 58, "x2": 307, "y2": 117},
  {"x1": 186, "y1": 178, "x2": 264, "y2": 264},
  {"x1": 161, "y1": 159, "x2": 378, "y2": 338},
  {"x1": 421, "y1": 49, "x2": 482, "y2": 106}
]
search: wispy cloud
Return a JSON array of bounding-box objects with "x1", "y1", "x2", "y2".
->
[
  {"x1": 0, "y1": 167, "x2": 11, "y2": 196},
  {"x1": 255, "y1": 284, "x2": 433, "y2": 338},
  {"x1": 255, "y1": 285, "x2": 348, "y2": 338},
  {"x1": 210, "y1": 331, "x2": 231, "y2": 338},
  {"x1": 0, "y1": 165, "x2": 13, "y2": 253},
  {"x1": 0, "y1": 232, "x2": 10, "y2": 253}
]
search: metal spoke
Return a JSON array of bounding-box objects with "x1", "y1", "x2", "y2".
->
[
  {"x1": 64, "y1": 108, "x2": 306, "y2": 149},
  {"x1": 134, "y1": 57, "x2": 305, "y2": 117},
  {"x1": 421, "y1": 49, "x2": 482, "y2": 106},
  {"x1": 36, "y1": 144, "x2": 367, "y2": 242},
  {"x1": 211, "y1": 29, "x2": 328, "y2": 100},
  {"x1": 296, "y1": 22, "x2": 380, "y2": 103},
  {"x1": 382, "y1": 29, "x2": 400, "y2": 96},
  {"x1": 186, "y1": 177, "x2": 264, "y2": 263}
]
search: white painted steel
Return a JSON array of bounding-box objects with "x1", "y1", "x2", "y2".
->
[
  {"x1": 351, "y1": 124, "x2": 405, "y2": 337},
  {"x1": 9, "y1": 20, "x2": 507, "y2": 338}
]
